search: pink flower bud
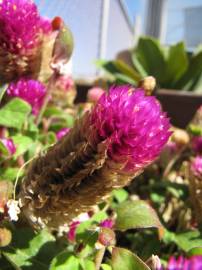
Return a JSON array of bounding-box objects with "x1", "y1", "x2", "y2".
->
[
  {"x1": 0, "y1": 138, "x2": 16, "y2": 155},
  {"x1": 87, "y1": 87, "x2": 105, "y2": 103},
  {"x1": 56, "y1": 128, "x2": 70, "y2": 140}
]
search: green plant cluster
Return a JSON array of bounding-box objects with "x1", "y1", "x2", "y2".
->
[{"x1": 98, "y1": 36, "x2": 202, "y2": 92}]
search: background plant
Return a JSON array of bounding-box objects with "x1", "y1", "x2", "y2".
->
[{"x1": 97, "y1": 36, "x2": 202, "y2": 92}]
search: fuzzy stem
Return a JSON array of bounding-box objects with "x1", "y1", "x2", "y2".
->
[{"x1": 95, "y1": 247, "x2": 105, "y2": 270}]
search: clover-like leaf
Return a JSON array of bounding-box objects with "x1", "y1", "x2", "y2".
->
[
  {"x1": 115, "y1": 200, "x2": 163, "y2": 238},
  {"x1": 111, "y1": 247, "x2": 151, "y2": 270}
]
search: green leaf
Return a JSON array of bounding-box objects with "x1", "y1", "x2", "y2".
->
[
  {"x1": 0, "y1": 167, "x2": 22, "y2": 182},
  {"x1": 50, "y1": 251, "x2": 80, "y2": 270},
  {"x1": 114, "y1": 73, "x2": 137, "y2": 85},
  {"x1": 101, "y1": 264, "x2": 112, "y2": 270},
  {"x1": 111, "y1": 247, "x2": 151, "y2": 270},
  {"x1": 188, "y1": 246, "x2": 202, "y2": 256},
  {"x1": 175, "y1": 231, "x2": 202, "y2": 252},
  {"x1": 96, "y1": 59, "x2": 140, "y2": 85},
  {"x1": 0, "y1": 140, "x2": 9, "y2": 155},
  {"x1": 115, "y1": 200, "x2": 163, "y2": 233},
  {"x1": 112, "y1": 189, "x2": 128, "y2": 203},
  {"x1": 0, "y1": 98, "x2": 31, "y2": 129},
  {"x1": 134, "y1": 36, "x2": 166, "y2": 83},
  {"x1": 175, "y1": 48, "x2": 202, "y2": 90},
  {"x1": 164, "y1": 42, "x2": 188, "y2": 87},
  {"x1": 80, "y1": 259, "x2": 95, "y2": 270},
  {"x1": 3, "y1": 228, "x2": 60, "y2": 269},
  {"x1": 113, "y1": 59, "x2": 141, "y2": 82},
  {"x1": 12, "y1": 135, "x2": 33, "y2": 157},
  {"x1": 163, "y1": 230, "x2": 202, "y2": 252},
  {"x1": 0, "y1": 84, "x2": 8, "y2": 103},
  {"x1": 188, "y1": 124, "x2": 202, "y2": 136},
  {"x1": 131, "y1": 53, "x2": 148, "y2": 77}
]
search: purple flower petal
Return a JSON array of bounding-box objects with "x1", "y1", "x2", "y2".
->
[
  {"x1": 0, "y1": 0, "x2": 47, "y2": 54},
  {"x1": 88, "y1": 86, "x2": 171, "y2": 172}
]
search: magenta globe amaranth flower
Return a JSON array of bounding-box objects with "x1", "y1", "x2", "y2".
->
[
  {"x1": 20, "y1": 85, "x2": 171, "y2": 228},
  {"x1": 88, "y1": 86, "x2": 171, "y2": 172},
  {"x1": 0, "y1": 0, "x2": 51, "y2": 82},
  {"x1": 7, "y1": 79, "x2": 47, "y2": 115}
]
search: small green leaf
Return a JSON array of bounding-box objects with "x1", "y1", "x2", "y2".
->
[
  {"x1": 134, "y1": 36, "x2": 166, "y2": 83},
  {"x1": 0, "y1": 140, "x2": 9, "y2": 155},
  {"x1": 188, "y1": 246, "x2": 202, "y2": 256},
  {"x1": 80, "y1": 259, "x2": 96, "y2": 270},
  {"x1": 175, "y1": 231, "x2": 202, "y2": 252},
  {"x1": 115, "y1": 200, "x2": 163, "y2": 233},
  {"x1": 101, "y1": 264, "x2": 112, "y2": 270},
  {"x1": 0, "y1": 98, "x2": 31, "y2": 129},
  {"x1": 3, "y1": 228, "x2": 59, "y2": 269},
  {"x1": 1, "y1": 167, "x2": 22, "y2": 182},
  {"x1": 188, "y1": 124, "x2": 202, "y2": 136},
  {"x1": 12, "y1": 135, "x2": 33, "y2": 157},
  {"x1": 113, "y1": 59, "x2": 141, "y2": 82},
  {"x1": 50, "y1": 251, "x2": 80, "y2": 270},
  {"x1": 164, "y1": 42, "x2": 188, "y2": 87},
  {"x1": 111, "y1": 247, "x2": 151, "y2": 270},
  {"x1": 175, "y1": 48, "x2": 202, "y2": 90},
  {"x1": 163, "y1": 230, "x2": 202, "y2": 252},
  {"x1": 112, "y1": 189, "x2": 128, "y2": 203}
]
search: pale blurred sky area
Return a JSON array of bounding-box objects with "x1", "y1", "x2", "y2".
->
[{"x1": 35, "y1": 0, "x2": 202, "y2": 77}]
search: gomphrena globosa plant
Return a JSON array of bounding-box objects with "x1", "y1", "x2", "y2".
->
[
  {"x1": 20, "y1": 86, "x2": 171, "y2": 228},
  {"x1": 0, "y1": 0, "x2": 51, "y2": 82}
]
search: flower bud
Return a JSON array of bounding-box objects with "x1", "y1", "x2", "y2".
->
[
  {"x1": 138, "y1": 76, "x2": 156, "y2": 96},
  {"x1": 0, "y1": 228, "x2": 12, "y2": 247},
  {"x1": 87, "y1": 87, "x2": 105, "y2": 103},
  {"x1": 0, "y1": 138, "x2": 16, "y2": 155},
  {"x1": 98, "y1": 227, "x2": 116, "y2": 247},
  {"x1": 171, "y1": 127, "x2": 190, "y2": 147}
]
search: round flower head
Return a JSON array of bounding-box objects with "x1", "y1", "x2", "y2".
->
[
  {"x1": 191, "y1": 156, "x2": 202, "y2": 179},
  {"x1": 7, "y1": 79, "x2": 47, "y2": 115},
  {"x1": 0, "y1": 0, "x2": 44, "y2": 54},
  {"x1": 0, "y1": 0, "x2": 52, "y2": 82},
  {"x1": 88, "y1": 86, "x2": 171, "y2": 172}
]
